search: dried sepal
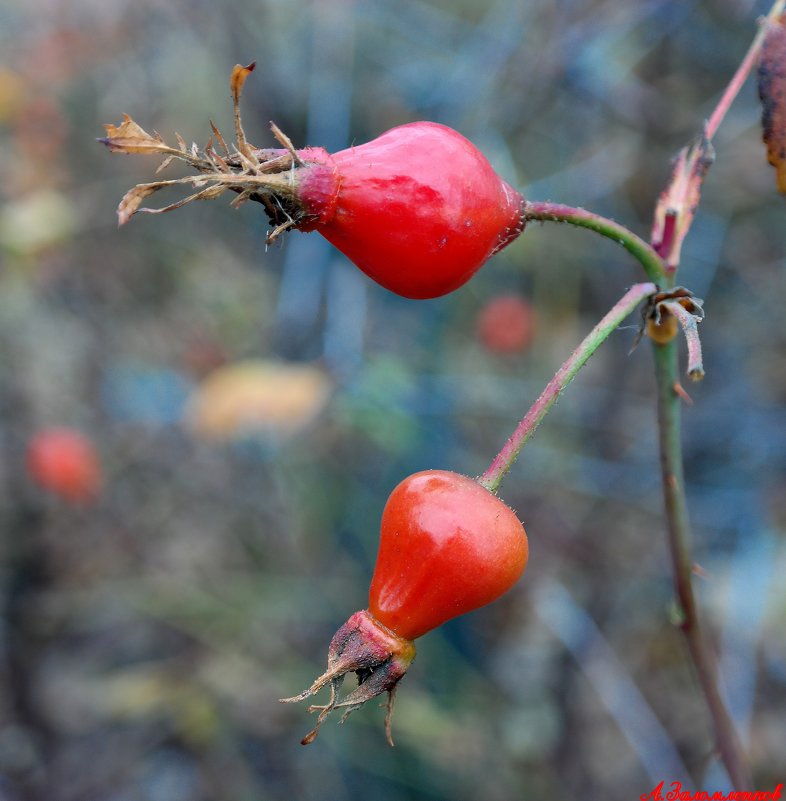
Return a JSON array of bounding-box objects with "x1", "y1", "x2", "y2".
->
[
  {"x1": 280, "y1": 610, "x2": 416, "y2": 747},
  {"x1": 231, "y1": 62, "x2": 257, "y2": 160},
  {"x1": 116, "y1": 176, "x2": 224, "y2": 225},
  {"x1": 117, "y1": 180, "x2": 175, "y2": 225},
  {"x1": 155, "y1": 155, "x2": 175, "y2": 175},
  {"x1": 758, "y1": 12, "x2": 786, "y2": 193},
  {"x1": 101, "y1": 65, "x2": 308, "y2": 230},
  {"x1": 114, "y1": 172, "x2": 295, "y2": 225},
  {"x1": 643, "y1": 287, "x2": 705, "y2": 380},
  {"x1": 99, "y1": 114, "x2": 174, "y2": 155},
  {"x1": 101, "y1": 115, "x2": 215, "y2": 176},
  {"x1": 270, "y1": 121, "x2": 304, "y2": 167},
  {"x1": 209, "y1": 120, "x2": 230, "y2": 157},
  {"x1": 651, "y1": 135, "x2": 715, "y2": 272}
]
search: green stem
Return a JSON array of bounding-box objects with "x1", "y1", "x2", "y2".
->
[
  {"x1": 478, "y1": 282, "x2": 656, "y2": 493},
  {"x1": 653, "y1": 342, "x2": 752, "y2": 789},
  {"x1": 523, "y1": 200, "x2": 667, "y2": 285}
]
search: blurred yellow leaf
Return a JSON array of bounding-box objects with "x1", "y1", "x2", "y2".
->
[
  {"x1": 186, "y1": 360, "x2": 331, "y2": 443},
  {"x1": 0, "y1": 189, "x2": 77, "y2": 255},
  {"x1": 99, "y1": 667, "x2": 220, "y2": 746}
]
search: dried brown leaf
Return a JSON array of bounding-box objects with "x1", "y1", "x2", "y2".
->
[
  {"x1": 100, "y1": 114, "x2": 175, "y2": 155},
  {"x1": 758, "y1": 12, "x2": 786, "y2": 193},
  {"x1": 229, "y1": 189, "x2": 255, "y2": 209},
  {"x1": 270, "y1": 121, "x2": 303, "y2": 166},
  {"x1": 230, "y1": 62, "x2": 256, "y2": 106},
  {"x1": 117, "y1": 182, "x2": 168, "y2": 225},
  {"x1": 137, "y1": 183, "x2": 228, "y2": 217},
  {"x1": 116, "y1": 176, "x2": 214, "y2": 225},
  {"x1": 210, "y1": 120, "x2": 230, "y2": 156},
  {"x1": 651, "y1": 135, "x2": 715, "y2": 271},
  {"x1": 155, "y1": 155, "x2": 175, "y2": 174},
  {"x1": 231, "y1": 62, "x2": 257, "y2": 160}
]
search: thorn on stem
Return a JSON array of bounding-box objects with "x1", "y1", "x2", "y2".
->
[
  {"x1": 692, "y1": 563, "x2": 710, "y2": 580},
  {"x1": 673, "y1": 382, "x2": 694, "y2": 405}
]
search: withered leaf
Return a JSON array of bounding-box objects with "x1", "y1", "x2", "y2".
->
[
  {"x1": 758, "y1": 13, "x2": 786, "y2": 193},
  {"x1": 210, "y1": 120, "x2": 230, "y2": 156},
  {"x1": 230, "y1": 62, "x2": 256, "y2": 106},
  {"x1": 101, "y1": 64, "x2": 300, "y2": 231},
  {"x1": 117, "y1": 181, "x2": 169, "y2": 225},
  {"x1": 651, "y1": 134, "x2": 715, "y2": 271},
  {"x1": 116, "y1": 175, "x2": 241, "y2": 225},
  {"x1": 137, "y1": 183, "x2": 228, "y2": 217},
  {"x1": 100, "y1": 114, "x2": 178, "y2": 156},
  {"x1": 116, "y1": 177, "x2": 214, "y2": 225},
  {"x1": 155, "y1": 156, "x2": 175, "y2": 174},
  {"x1": 231, "y1": 62, "x2": 257, "y2": 160}
]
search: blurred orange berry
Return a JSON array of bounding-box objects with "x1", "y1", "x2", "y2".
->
[
  {"x1": 476, "y1": 294, "x2": 536, "y2": 354},
  {"x1": 26, "y1": 427, "x2": 102, "y2": 504}
]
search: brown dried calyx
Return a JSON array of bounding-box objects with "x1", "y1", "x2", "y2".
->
[
  {"x1": 99, "y1": 63, "x2": 313, "y2": 239},
  {"x1": 280, "y1": 610, "x2": 416, "y2": 746}
]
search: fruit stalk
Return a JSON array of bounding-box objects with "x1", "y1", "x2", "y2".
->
[
  {"x1": 478, "y1": 281, "x2": 657, "y2": 493},
  {"x1": 522, "y1": 200, "x2": 667, "y2": 284}
]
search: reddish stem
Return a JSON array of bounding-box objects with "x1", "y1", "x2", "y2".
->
[
  {"x1": 478, "y1": 282, "x2": 656, "y2": 493},
  {"x1": 705, "y1": 0, "x2": 786, "y2": 141},
  {"x1": 523, "y1": 201, "x2": 667, "y2": 285}
]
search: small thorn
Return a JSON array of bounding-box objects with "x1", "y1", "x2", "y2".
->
[
  {"x1": 672, "y1": 382, "x2": 693, "y2": 405},
  {"x1": 692, "y1": 563, "x2": 709, "y2": 579}
]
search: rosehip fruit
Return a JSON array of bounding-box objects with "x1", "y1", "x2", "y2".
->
[
  {"x1": 281, "y1": 470, "x2": 528, "y2": 745},
  {"x1": 476, "y1": 293, "x2": 536, "y2": 354},
  {"x1": 26, "y1": 427, "x2": 102, "y2": 504},
  {"x1": 290, "y1": 123, "x2": 526, "y2": 299},
  {"x1": 105, "y1": 106, "x2": 525, "y2": 297}
]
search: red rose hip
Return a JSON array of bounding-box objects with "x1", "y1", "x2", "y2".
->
[
  {"x1": 26, "y1": 427, "x2": 102, "y2": 504},
  {"x1": 281, "y1": 469, "x2": 528, "y2": 745},
  {"x1": 476, "y1": 293, "x2": 536, "y2": 354},
  {"x1": 294, "y1": 123, "x2": 526, "y2": 299},
  {"x1": 103, "y1": 113, "x2": 526, "y2": 299},
  {"x1": 369, "y1": 470, "x2": 528, "y2": 639}
]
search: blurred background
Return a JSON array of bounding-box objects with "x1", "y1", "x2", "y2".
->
[{"x1": 1, "y1": 0, "x2": 785, "y2": 799}]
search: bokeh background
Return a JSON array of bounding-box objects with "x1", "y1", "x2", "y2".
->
[{"x1": 1, "y1": 1, "x2": 785, "y2": 799}]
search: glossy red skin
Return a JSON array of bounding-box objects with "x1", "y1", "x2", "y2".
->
[
  {"x1": 26, "y1": 428, "x2": 102, "y2": 504},
  {"x1": 368, "y1": 470, "x2": 528, "y2": 641},
  {"x1": 296, "y1": 122, "x2": 525, "y2": 299}
]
